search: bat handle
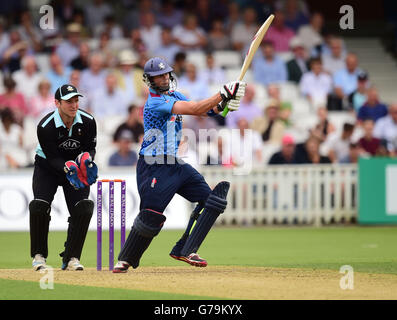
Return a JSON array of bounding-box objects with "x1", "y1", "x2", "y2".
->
[{"x1": 221, "y1": 106, "x2": 229, "y2": 117}]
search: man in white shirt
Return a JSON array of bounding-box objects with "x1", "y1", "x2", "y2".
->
[
  {"x1": 297, "y1": 12, "x2": 324, "y2": 53},
  {"x1": 231, "y1": 7, "x2": 258, "y2": 56},
  {"x1": 322, "y1": 37, "x2": 346, "y2": 75},
  {"x1": 373, "y1": 103, "x2": 397, "y2": 154},
  {"x1": 13, "y1": 55, "x2": 42, "y2": 99},
  {"x1": 80, "y1": 53, "x2": 107, "y2": 97},
  {"x1": 322, "y1": 122, "x2": 355, "y2": 162},
  {"x1": 198, "y1": 52, "x2": 225, "y2": 85},
  {"x1": 139, "y1": 12, "x2": 162, "y2": 55}
]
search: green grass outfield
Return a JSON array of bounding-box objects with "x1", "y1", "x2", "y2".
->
[{"x1": 1, "y1": 226, "x2": 397, "y2": 299}]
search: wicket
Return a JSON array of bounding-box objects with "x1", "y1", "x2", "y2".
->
[{"x1": 97, "y1": 179, "x2": 126, "y2": 271}]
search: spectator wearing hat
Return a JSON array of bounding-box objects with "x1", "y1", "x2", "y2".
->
[
  {"x1": 266, "y1": 10, "x2": 296, "y2": 53},
  {"x1": 286, "y1": 36, "x2": 309, "y2": 83},
  {"x1": 108, "y1": 130, "x2": 138, "y2": 167},
  {"x1": 154, "y1": 27, "x2": 181, "y2": 65},
  {"x1": 357, "y1": 86, "x2": 388, "y2": 123},
  {"x1": 268, "y1": 134, "x2": 296, "y2": 164},
  {"x1": 348, "y1": 71, "x2": 369, "y2": 112},
  {"x1": 373, "y1": 103, "x2": 397, "y2": 155},
  {"x1": 55, "y1": 23, "x2": 82, "y2": 67},
  {"x1": 113, "y1": 104, "x2": 144, "y2": 144}
]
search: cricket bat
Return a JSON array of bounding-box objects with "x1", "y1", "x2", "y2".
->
[{"x1": 221, "y1": 14, "x2": 275, "y2": 117}]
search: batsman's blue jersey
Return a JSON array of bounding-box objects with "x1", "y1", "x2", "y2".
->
[{"x1": 139, "y1": 88, "x2": 189, "y2": 157}]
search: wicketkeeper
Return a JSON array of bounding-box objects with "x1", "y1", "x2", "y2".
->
[
  {"x1": 30, "y1": 84, "x2": 98, "y2": 271},
  {"x1": 113, "y1": 57, "x2": 246, "y2": 273}
]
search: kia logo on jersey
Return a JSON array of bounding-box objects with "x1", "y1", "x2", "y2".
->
[{"x1": 59, "y1": 139, "x2": 81, "y2": 150}]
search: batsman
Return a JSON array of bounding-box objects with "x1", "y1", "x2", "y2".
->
[
  {"x1": 30, "y1": 84, "x2": 98, "y2": 271},
  {"x1": 113, "y1": 57, "x2": 246, "y2": 273}
]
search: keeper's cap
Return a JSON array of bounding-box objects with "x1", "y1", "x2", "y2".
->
[{"x1": 55, "y1": 84, "x2": 83, "y2": 101}]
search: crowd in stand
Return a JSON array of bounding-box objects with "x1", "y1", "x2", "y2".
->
[{"x1": 0, "y1": 0, "x2": 396, "y2": 170}]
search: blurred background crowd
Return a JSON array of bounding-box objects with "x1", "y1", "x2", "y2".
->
[{"x1": 0, "y1": 0, "x2": 397, "y2": 170}]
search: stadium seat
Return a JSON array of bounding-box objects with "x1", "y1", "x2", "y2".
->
[
  {"x1": 213, "y1": 51, "x2": 242, "y2": 69},
  {"x1": 186, "y1": 51, "x2": 206, "y2": 70}
]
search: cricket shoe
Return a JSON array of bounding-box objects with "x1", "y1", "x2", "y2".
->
[
  {"x1": 175, "y1": 253, "x2": 208, "y2": 267},
  {"x1": 62, "y1": 257, "x2": 84, "y2": 271},
  {"x1": 112, "y1": 261, "x2": 130, "y2": 273},
  {"x1": 32, "y1": 254, "x2": 48, "y2": 271}
]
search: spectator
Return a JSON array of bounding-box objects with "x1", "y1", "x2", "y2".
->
[
  {"x1": 357, "y1": 87, "x2": 388, "y2": 123},
  {"x1": 156, "y1": 0, "x2": 184, "y2": 29},
  {"x1": 297, "y1": 12, "x2": 324, "y2": 54},
  {"x1": 69, "y1": 69, "x2": 90, "y2": 111},
  {"x1": 322, "y1": 37, "x2": 346, "y2": 75},
  {"x1": 299, "y1": 57, "x2": 333, "y2": 108},
  {"x1": 46, "y1": 52, "x2": 72, "y2": 94},
  {"x1": 84, "y1": 0, "x2": 113, "y2": 33},
  {"x1": 322, "y1": 122, "x2": 355, "y2": 163},
  {"x1": 113, "y1": 104, "x2": 144, "y2": 144},
  {"x1": 231, "y1": 7, "x2": 258, "y2": 54},
  {"x1": 96, "y1": 31, "x2": 117, "y2": 68},
  {"x1": 139, "y1": 12, "x2": 162, "y2": 55},
  {"x1": 129, "y1": 29, "x2": 147, "y2": 56},
  {"x1": 206, "y1": 136, "x2": 233, "y2": 167},
  {"x1": 267, "y1": 84, "x2": 293, "y2": 127},
  {"x1": 226, "y1": 84, "x2": 262, "y2": 129},
  {"x1": 0, "y1": 76, "x2": 27, "y2": 125},
  {"x1": 172, "y1": 14, "x2": 207, "y2": 51},
  {"x1": 310, "y1": 106, "x2": 336, "y2": 143},
  {"x1": 286, "y1": 36, "x2": 309, "y2": 83},
  {"x1": 198, "y1": 52, "x2": 225, "y2": 85},
  {"x1": 70, "y1": 42, "x2": 90, "y2": 71},
  {"x1": 53, "y1": 0, "x2": 81, "y2": 25},
  {"x1": 13, "y1": 55, "x2": 42, "y2": 100},
  {"x1": 108, "y1": 129, "x2": 138, "y2": 167},
  {"x1": 123, "y1": 0, "x2": 155, "y2": 31},
  {"x1": 90, "y1": 72, "x2": 128, "y2": 119},
  {"x1": 207, "y1": 18, "x2": 231, "y2": 51},
  {"x1": 196, "y1": 0, "x2": 214, "y2": 32},
  {"x1": 70, "y1": 8, "x2": 90, "y2": 38},
  {"x1": 373, "y1": 103, "x2": 397, "y2": 155},
  {"x1": 94, "y1": 14, "x2": 123, "y2": 39},
  {"x1": 0, "y1": 107, "x2": 25, "y2": 168},
  {"x1": 268, "y1": 134, "x2": 296, "y2": 164},
  {"x1": 348, "y1": 71, "x2": 369, "y2": 112},
  {"x1": 172, "y1": 51, "x2": 187, "y2": 78},
  {"x1": 2, "y1": 29, "x2": 29, "y2": 74},
  {"x1": 0, "y1": 17, "x2": 10, "y2": 61},
  {"x1": 224, "y1": 1, "x2": 241, "y2": 34},
  {"x1": 55, "y1": 23, "x2": 82, "y2": 67},
  {"x1": 339, "y1": 142, "x2": 361, "y2": 163},
  {"x1": 178, "y1": 63, "x2": 210, "y2": 100},
  {"x1": 295, "y1": 135, "x2": 331, "y2": 164},
  {"x1": 114, "y1": 49, "x2": 140, "y2": 104},
  {"x1": 29, "y1": 79, "x2": 54, "y2": 119},
  {"x1": 283, "y1": 0, "x2": 310, "y2": 31},
  {"x1": 154, "y1": 27, "x2": 181, "y2": 65},
  {"x1": 251, "y1": 101, "x2": 285, "y2": 144},
  {"x1": 16, "y1": 10, "x2": 43, "y2": 52},
  {"x1": 266, "y1": 10, "x2": 295, "y2": 53},
  {"x1": 184, "y1": 114, "x2": 218, "y2": 143},
  {"x1": 80, "y1": 52, "x2": 107, "y2": 96},
  {"x1": 358, "y1": 119, "x2": 381, "y2": 156},
  {"x1": 252, "y1": 40, "x2": 287, "y2": 86},
  {"x1": 333, "y1": 53, "x2": 362, "y2": 100}
]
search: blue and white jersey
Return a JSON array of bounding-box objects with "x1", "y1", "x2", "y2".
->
[{"x1": 139, "y1": 88, "x2": 189, "y2": 157}]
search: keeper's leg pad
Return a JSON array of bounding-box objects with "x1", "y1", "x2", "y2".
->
[
  {"x1": 60, "y1": 200, "x2": 94, "y2": 263},
  {"x1": 181, "y1": 181, "x2": 230, "y2": 256},
  {"x1": 118, "y1": 209, "x2": 166, "y2": 269},
  {"x1": 29, "y1": 199, "x2": 51, "y2": 258}
]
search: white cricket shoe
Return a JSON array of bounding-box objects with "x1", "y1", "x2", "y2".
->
[
  {"x1": 63, "y1": 257, "x2": 84, "y2": 271},
  {"x1": 32, "y1": 254, "x2": 48, "y2": 271}
]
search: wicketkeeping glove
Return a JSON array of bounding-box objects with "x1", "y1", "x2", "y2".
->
[
  {"x1": 76, "y1": 152, "x2": 98, "y2": 185},
  {"x1": 64, "y1": 161, "x2": 87, "y2": 189},
  {"x1": 220, "y1": 81, "x2": 247, "y2": 103}
]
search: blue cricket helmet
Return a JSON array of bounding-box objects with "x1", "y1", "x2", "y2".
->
[{"x1": 143, "y1": 57, "x2": 177, "y2": 92}]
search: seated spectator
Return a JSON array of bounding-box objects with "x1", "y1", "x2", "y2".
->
[
  {"x1": 0, "y1": 17, "x2": 10, "y2": 61},
  {"x1": 207, "y1": 18, "x2": 231, "y2": 51},
  {"x1": 286, "y1": 36, "x2": 309, "y2": 83},
  {"x1": 266, "y1": 10, "x2": 296, "y2": 52},
  {"x1": 295, "y1": 135, "x2": 331, "y2": 164},
  {"x1": 90, "y1": 73, "x2": 128, "y2": 119},
  {"x1": 184, "y1": 114, "x2": 218, "y2": 143},
  {"x1": 198, "y1": 52, "x2": 225, "y2": 85},
  {"x1": 113, "y1": 104, "x2": 144, "y2": 144},
  {"x1": 55, "y1": 23, "x2": 81, "y2": 67},
  {"x1": 196, "y1": 0, "x2": 214, "y2": 32},
  {"x1": 96, "y1": 31, "x2": 117, "y2": 68},
  {"x1": 299, "y1": 57, "x2": 333, "y2": 108},
  {"x1": 348, "y1": 71, "x2": 369, "y2": 113},
  {"x1": 139, "y1": 11, "x2": 162, "y2": 55},
  {"x1": 267, "y1": 84, "x2": 294, "y2": 124},
  {"x1": 373, "y1": 103, "x2": 397, "y2": 155},
  {"x1": 172, "y1": 14, "x2": 207, "y2": 51},
  {"x1": 358, "y1": 119, "x2": 381, "y2": 156},
  {"x1": 29, "y1": 79, "x2": 54, "y2": 119},
  {"x1": 225, "y1": 84, "x2": 262, "y2": 129},
  {"x1": 16, "y1": 10, "x2": 43, "y2": 53},
  {"x1": 251, "y1": 101, "x2": 285, "y2": 144},
  {"x1": 283, "y1": 0, "x2": 310, "y2": 31},
  {"x1": 252, "y1": 41, "x2": 288, "y2": 86},
  {"x1": 322, "y1": 122, "x2": 355, "y2": 163},
  {"x1": 172, "y1": 51, "x2": 187, "y2": 78},
  {"x1": 156, "y1": 0, "x2": 184, "y2": 29},
  {"x1": 310, "y1": 106, "x2": 336, "y2": 143},
  {"x1": 84, "y1": 0, "x2": 113, "y2": 34},
  {"x1": 69, "y1": 69, "x2": 90, "y2": 110},
  {"x1": 46, "y1": 52, "x2": 72, "y2": 94},
  {"x1": 0, "y1": 76, "x2": 27, "y2": 125},
  {"x1": 2, "y1": 29, "x2": 29, "y2": 74},
  {"x1": 268, "y1": 134, "x2": 296, "y2": 164},
  {"x1": 129, "y1": 29, "x2": 147, "y2": 55},
  {"x1": 80, "y1": 52, "x2": 107, "y2": 97},
  {"x1": 322, "y1": 37, "x2": 346, "y2": 75},
  {"x1": 339, "y1": 142, "x2": 361, "y2": 163},
  {"x1": 0, "y1": 107, "x2": 25, "y2": 168},
  {"x1": 114, "y1": 49, "x2": 140, "y2": 103},
  {"x1": 178, "y1": 63, "x2": 210, "y2": 100},
  {"x1": 357, "y1": 87, "x2": 388, "y2": 123},
  {"x1": 108, "y1": 130, "x2": 138, "y2": 167},
  {"x1": 154, "y1": 27, "x2": 181, "y2": 65},
  {"x1": 70, "y1": 42, "x2": 90, "y2": 71},
  {"x1": 231, "y1": 7, "x2": 258, "y2": 54},
  {"x1": 12, "y1": 55, "x2": 42, "y2": 100},
  {"x1": 94, "y1": 14, "x2": 123, "y2": 39},
  {"x1": 297, "y1": 12, "x2": 324, "y2": 54}
]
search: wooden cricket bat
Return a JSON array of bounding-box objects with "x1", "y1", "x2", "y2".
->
[{"x1": 221, "y1": 14, "x2": 275, "y2": 117}]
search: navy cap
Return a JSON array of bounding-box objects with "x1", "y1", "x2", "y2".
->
[{"x1": 55, "y1": 84, "x2": 83, "y2": 101}]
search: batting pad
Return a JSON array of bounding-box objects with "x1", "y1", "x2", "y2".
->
[
  {"x1": 180, "y1": 181, "x2": 230, "y2": 256},
  {"x1": 29, "y1": 199, "x2": 51, "y2": 258}
]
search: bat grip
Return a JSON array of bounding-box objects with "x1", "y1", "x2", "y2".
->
[{"x1": 221, "y1": 106, "x2": 229, "y2": 117}]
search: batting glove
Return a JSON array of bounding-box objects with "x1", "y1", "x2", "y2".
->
[
  {"x1": 76, "y1": 152, "x2": 98, "y2": 185},
  {"x1": 220, "y1": 81, "x2": 247, "y2": 103},
  {"x1": 64, "y1": 161, "x2": 87, "y2": 189},
  {"x1": 227, "y1": 99, "x2": 241, "y2": 112}
]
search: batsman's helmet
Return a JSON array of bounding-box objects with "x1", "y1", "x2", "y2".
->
[{"x1": 143, "y1": 57, "x2": 177, "y2": 93}]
